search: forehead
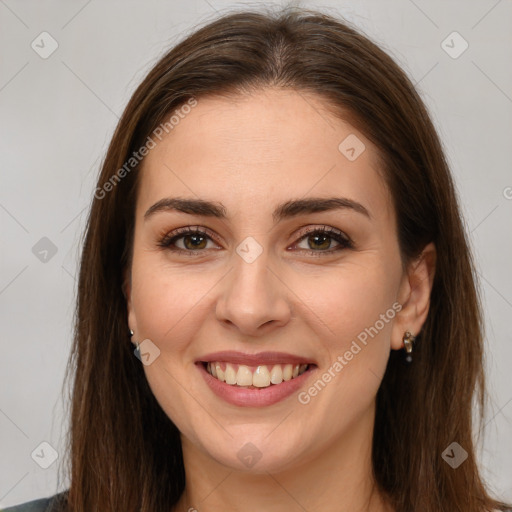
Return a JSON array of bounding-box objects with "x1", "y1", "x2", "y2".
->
[{"x1": 136, "y1": 88, "x2": 392, "y2": 222}]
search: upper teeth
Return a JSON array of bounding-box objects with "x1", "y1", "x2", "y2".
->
[{"x1": 206, "y1": 362, "x2": 308, "y2": 388}]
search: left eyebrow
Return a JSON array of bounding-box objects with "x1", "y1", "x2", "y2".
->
[
  {"x1": 143, "y1": 196, "x2": 372, "y2": 223},
  {"x1": 272, "y1": 197, "x2": 371, "y2": 222}
]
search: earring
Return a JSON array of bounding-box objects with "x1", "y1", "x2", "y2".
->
[
  {"x1": 129, "y1": 329, "x2": 140, "y2": 354},
  {"x1": 402, "y1": 331, "x2": 416, "y2": 363},
  {"x1": 129, "y1": 329, "x2": 138, "y2": 349}
]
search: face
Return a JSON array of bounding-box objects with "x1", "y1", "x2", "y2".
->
[{"x1": 125, "y1": 88, "x2": 419, "y2": 473}]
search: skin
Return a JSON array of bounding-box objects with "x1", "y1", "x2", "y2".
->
[{"x1": 125, "y1": 88, "x2": 436, "y2": 512}]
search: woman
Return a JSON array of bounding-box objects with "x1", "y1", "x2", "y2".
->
[{"x1": 4, "y1": 6, "x2": 511, "y2": 512}]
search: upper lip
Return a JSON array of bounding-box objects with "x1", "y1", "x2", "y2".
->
[{"x1": 196, "y1": 350, "x2": 316, "y2": 366}]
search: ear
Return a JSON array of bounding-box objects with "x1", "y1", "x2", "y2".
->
[
  {"x1": 391, "y1": 242, "x2": 436, "y2": 350},
  {"x1": 122, "y1": 266, "x2": 137, "y2": 336}
]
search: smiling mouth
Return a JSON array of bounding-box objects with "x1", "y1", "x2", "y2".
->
[{"x1": 202, "y1": 361, "x2": 313, "y2": 389}]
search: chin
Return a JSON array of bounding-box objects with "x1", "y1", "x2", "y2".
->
[{"x1": 199, "y1": 427, "x2": 309, "y2": 474}]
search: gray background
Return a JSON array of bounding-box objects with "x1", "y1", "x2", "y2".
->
[{"x1": 1, "y1": 0, "x2": 511, "y2": 507}]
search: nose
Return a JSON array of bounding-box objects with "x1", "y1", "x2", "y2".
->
[{"x1": 215, "y1": 246, "x2": 292, "y2": 336}]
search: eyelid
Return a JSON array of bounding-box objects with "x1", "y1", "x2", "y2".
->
[
  {"x1": 293, "y1": 225, "x2": 351, "y2": 244},
  {"x1": 158, "y1": 225, "x2": 222, "y2": 246}
]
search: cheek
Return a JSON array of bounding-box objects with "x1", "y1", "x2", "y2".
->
[
  {"x1": 130, "y1": 258, "x2": 213, "y2": 350},
  {"x1": 284, "y1": 263, "x2": 398, "y2": 451},
  {"x1": 298, "y1": 270, "x2": 395, "y2": 400},
  {"x1": 129, "y1": 259, "x2": 213, "y2": 429},
  {"x1": 294, "y1": 260, "x2": 397, "y2": 352}
]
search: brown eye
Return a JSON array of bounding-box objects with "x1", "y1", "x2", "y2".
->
[
  {"x1": 293, "y1": 227, "x2": 353, "y2": 255},
  {"x1": 157, "y1": 227, "x2": 219, "y2": 255},
  {"x1": 181, "y1": 233, "x2": 208, "y2": 250}
]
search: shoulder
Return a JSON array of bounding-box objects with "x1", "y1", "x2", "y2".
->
[
  {"x1": 1, "y1": 490, "x2": 68, "y2": 512},
  {"x1": 1, "y1": 497, "x2": 51, "y2": 512}
]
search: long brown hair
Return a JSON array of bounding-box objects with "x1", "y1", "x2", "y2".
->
[{"x1": 57, "y1": 6, "x2": 511, "y2": 511}]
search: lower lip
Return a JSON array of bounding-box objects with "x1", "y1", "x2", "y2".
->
[{"x1": 197, "y1": 362, "x2": 316, "y2": 407}]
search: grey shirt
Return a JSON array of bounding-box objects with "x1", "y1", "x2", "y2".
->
[
  {"x1": 1, "y1": 491, "x2": 67, "y2": 512},
  {"x1": 4, "y1": 493, "x2": 511, "y2": 511}
]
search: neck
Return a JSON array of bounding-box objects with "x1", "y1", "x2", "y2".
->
[{"x1": 173, "y1": 402, "x2": 392, "y2": 512}]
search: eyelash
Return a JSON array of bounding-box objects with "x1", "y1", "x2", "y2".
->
[{"x1": 157, "y1": 225, "x2": 354, "y2": 257}]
